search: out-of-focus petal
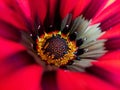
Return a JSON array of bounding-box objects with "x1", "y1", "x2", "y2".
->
[
  {"x1": 102, "y1": 0, "x2": 115, "y2": 10},
  {"x1": 28, "y1": 0, "x2": 47, "y2": 24},
  {"x1": 0, "y1": 65, "x2": 43, "y2": 90},
  {"x1": 92, "y1": 60, "x2": 120, "y2": 88},
  {"x1": 98, "y1": 50, "x2": 120, "y2": 61},
  {"x1": 16, "y1": 0, "x2": 32, "y2": 21},
  {"x1": 0, "y1": 21, "x2": 20, "y2": 41},
  {"x1": 100, "y1": 24, "x2": 120, "y2": 39},
  {"x1": 83, "y1": 0, "x2": 108, "y2": 20},
  {"x1": 41, "y1": 71, "x2": 58, "y2": 90},
  {"x1": 100, "y1": 13, "x2": 120, "y2": 31},
  {"x1": 43, "y1": 0, "x2": 58, "y2": 26},
  {"x1": 37, "y1": 0, "x2": 47, "y2": 24},
  {"x1": 105, "y1": 37, "x2": 120, "y2": 50},
  {"x1": 97, "y1": 59, "x2": 120, "y2": 73},
  {"x1": 49, "y1": 0, "x2": 57, "y2": 21},
  {"x1": 57, "y1": 70, "x2": 117, "y2": 90},
  {"x1": 0, "y1": 51, "x2": 35, "y2": 79},
  {"x1": 0, "y1": 2, "x2": 27, "y2": 31},
  {"x1": 73, "y1": 0, "x2": 91, "y2": 18},
  {"x1": 91, "y1": 0, "x2": 120, "y2": 26},
  {"x1": 0, "y1": 37, "x2": 26, "y2": 60},
  {"x1": 60, "y1": 0, "x2": 79, "y2": 18}
]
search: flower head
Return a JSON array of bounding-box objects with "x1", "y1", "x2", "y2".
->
[{"x1": 0, "y1": 0, "x2": 120, "y2": 90}]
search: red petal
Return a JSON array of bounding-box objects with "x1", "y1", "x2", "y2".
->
[
  {"x1": 103, "y1": 0, "x2": 115, "y2": 10},
  {"x1": 41, "y1": 71, "x2": 58, "y2": 90},
  {"x1": 100, "y1": 24, "x2": 120, "y2": 39},
  {"x1": 105, "y1": 38, "x2": 120, "y2": 50},
  {"x1": 93, "y1": 60, "x2": 120, "y2": 75},
  {"x1": 0, "y1": 3, "x2": 27, "y2": 30},
  {"x1": 16, "y1": 0, "x2": 32, "y2": 21},
  {"x1": 91, "y1": 0, "x2": 120, "y2": 25},
  {"x1": 0, "y1": 51, "x2": 35, "y2": 79},
  {"x1": 83, "y1": 0, "x2": 108, "y2": 20},
  {"x1": 92, "y1": 60, "x2": 120, "y2": 88},
  {"x1": 57, "y1": 70, "x2": 117, "y2": 90},
  {"x1": 60, "y1": 0, "x2": 79, "y2": 18},
  {"x1": 2, "y1": 0, "x2": 34, "y2": 25},
  {"x1": 0, "y1": 22, "x2": 20, "y2": 41},
  {"x1": 100, "y1": 13, "x2": 120, "y2": 31},
  {"x1": 98, "y1": 50, "x2": 120, "y2": 61},
  {"x1": 0, "y1": 65, "x2": 43, "y2": 90},
  {"x1": 37, "y1": 0, "x2": 47, "y2": 24},
  {"x1": 0, "y1": 37, "x2": 26, "y2": 60},
  {"x1": 49, "y1": 0, "x2": 57, "y2": 22},
  {"x1": 28, "y1": 0, "x2": 47, "y2": 24},
  {"x1": 73, "y1": 0, "x2": 91, "y2": 18}
]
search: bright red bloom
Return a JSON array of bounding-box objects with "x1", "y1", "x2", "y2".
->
[{"x1": 0, "y1": 0, "x2": 120, "y2": 90}]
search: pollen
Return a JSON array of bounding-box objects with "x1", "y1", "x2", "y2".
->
[{"x1": 36, "y1": 31, "x2": 77, "y2": 67}]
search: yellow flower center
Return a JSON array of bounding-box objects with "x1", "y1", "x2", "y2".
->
[{"x1": 36, "y1": 31, "x2": 77, "y2": 67}]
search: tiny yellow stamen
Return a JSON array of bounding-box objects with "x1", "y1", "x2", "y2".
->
[{"x1": 58, "y1": 31, "x2": 62, "y2": 35}]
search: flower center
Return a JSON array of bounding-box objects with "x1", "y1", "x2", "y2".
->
[
  {"x1": 36, "y1": 31, "x2": 77, "y2": 67},
  {"x1": 43, "y1": 35, "x2": 68, "y2": 59}
]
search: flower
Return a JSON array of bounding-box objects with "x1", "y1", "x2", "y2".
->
[{"x1": 0, "y1": 0, "x2": 120, "y2": 90}]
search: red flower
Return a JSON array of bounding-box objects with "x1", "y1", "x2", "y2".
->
[{"x1": 0, "y1": 0, "x2": 120, "y2": 90}]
